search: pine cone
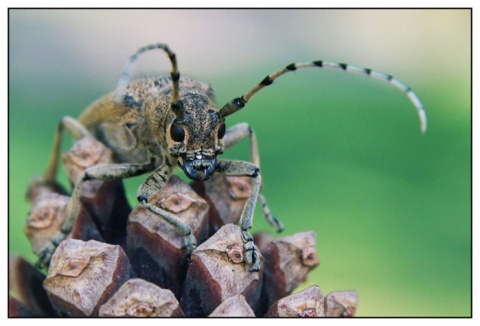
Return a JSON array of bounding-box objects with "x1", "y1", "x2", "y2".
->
[{"x1": 10, "y1": 137, "x2": 358, "y2": 317}]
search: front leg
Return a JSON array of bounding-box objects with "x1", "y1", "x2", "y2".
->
[
  {"x1": 137, "y1": 165, "x2": 197, "y2": 256},
  {"x1": 36, "y1": 159, "x2": 155, "y2": 268},
  {"x1": 216, "y1": 159, "x2": 262, "y2": 272}
]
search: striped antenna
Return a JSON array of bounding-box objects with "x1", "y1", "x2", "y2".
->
[
  {"x1": 219, "y1": 60, "x2": 427, "y2": 133},
  {"x1": 115, "y1": 43, "x2": 184, "y2": 119}
]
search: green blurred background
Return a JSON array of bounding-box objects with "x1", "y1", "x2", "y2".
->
[{"x1": 9, "y1": 9, "x2": 471, "y2": 316}]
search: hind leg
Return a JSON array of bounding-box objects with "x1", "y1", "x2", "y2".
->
[{"x1": 43, "y1": 116, "x2": 92, "y2": 182}]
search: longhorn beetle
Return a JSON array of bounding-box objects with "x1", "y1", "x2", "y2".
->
[{"x1": 33, "y1": 43, "x2": 426, "y2": 272}]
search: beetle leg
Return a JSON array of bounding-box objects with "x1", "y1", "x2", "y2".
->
[
  {"x1": 137, "y1": 165, "x2": 197, "y2": 256},
  {"x1": 223, "y1": 123, "x2": 283, "y2": 232},
  {"x1": 215, "y1": 159, "x2": 262, "y2": 272},
  {"x1": 224, "y1": 123, "x2": 260, "y2": 167},
  {"x1": 43, "y1": 116, "x2": 92, "y2": 183},
  {"x1": 257, "y1": 193, "x2": 283, "y2": 232},
  {"x1": 136, "y1": 165, "x2": 171, "y2": 201},
  {"x1": 141, "y1": 203, "x2": 197, "y2": 256},
  {"x1": 35, "y1": 160, "x2": 155, "y2": 268}
]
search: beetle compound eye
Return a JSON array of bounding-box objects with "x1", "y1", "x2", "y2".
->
[
  {"x1": 217, "y1": 123, "x2": 226, "y2": 139},
  {"x1": 170, "y1": 123, "x2": 185, "y2": 142}
]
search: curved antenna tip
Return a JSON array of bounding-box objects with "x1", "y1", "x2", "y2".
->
[{"x1": 419, "y1": 109, "x2": 427, "y2": 134}]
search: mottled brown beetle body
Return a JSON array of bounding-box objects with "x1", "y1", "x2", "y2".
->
[
  {"x1": 79, "y1": 77, "x2": 220, "y2": 171},
  {"x1": 32, "y1": 43, "x2": 426, "y2": 272}
]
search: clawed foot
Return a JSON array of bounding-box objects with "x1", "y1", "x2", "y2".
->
[
  {"x1": 35, "y1": 232, "x2": 66, "y2": 269},
  {"x1": 271, "y1": 215, "x2": 284, "y2": 233},
  {"x1": 35, "y1": 242, "x2": 56, "y2": 269},
  {"x1": 242, "y1": 231, "x2": 260, "y2": 272}
]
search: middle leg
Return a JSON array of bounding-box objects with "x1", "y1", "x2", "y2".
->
[{"x1": 223, "y1": 123, "x2": 283, "y2": 232}]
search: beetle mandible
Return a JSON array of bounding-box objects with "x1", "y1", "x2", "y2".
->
[{"x1": 33, "y1": 43, "x2": 427, "y2": 272}]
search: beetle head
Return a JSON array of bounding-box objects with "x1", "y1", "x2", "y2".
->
[{"x1": 167, "y1": 94, "x2": 226, "y2": 181}]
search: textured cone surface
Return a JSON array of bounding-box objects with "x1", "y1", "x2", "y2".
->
[{"x1": 43, "y1": 239, "x2": 132, "y2": 316}]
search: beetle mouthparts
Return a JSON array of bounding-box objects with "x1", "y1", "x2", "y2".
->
[{"x1": 181, "y1": 157, "x2": 217, "y2": 181}]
